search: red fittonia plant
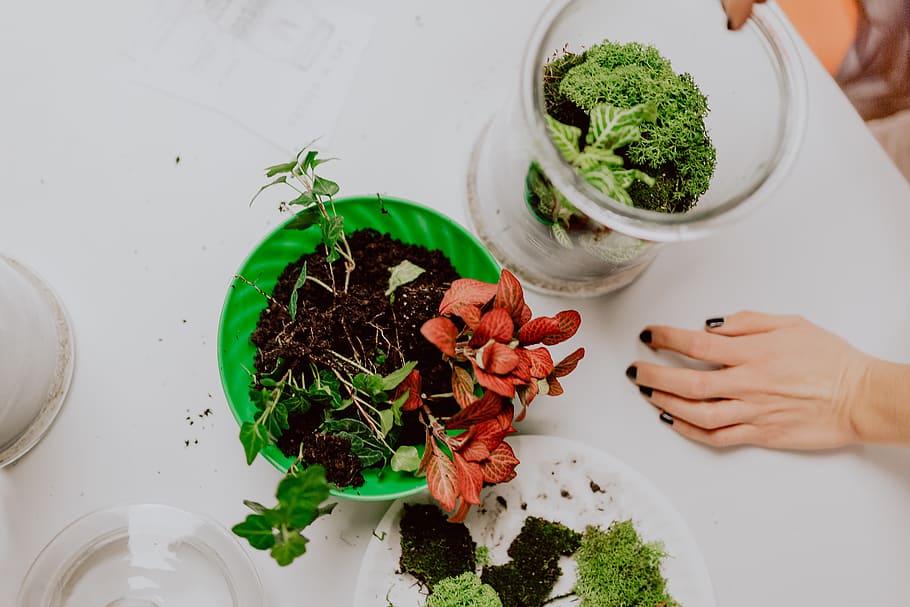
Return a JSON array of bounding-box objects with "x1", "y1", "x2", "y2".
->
[{"x1": 405, "y1": 269, "x2": 585, "y2": 522}]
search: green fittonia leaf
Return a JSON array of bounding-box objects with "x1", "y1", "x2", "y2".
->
[
  {"x1": 321, "y1": 418, "x2": 392, "y2": 468},
  {"x1": 385, "y1": 260, "x2": 426, "y2": 297}
]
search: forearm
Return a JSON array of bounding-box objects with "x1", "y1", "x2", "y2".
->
[{"x1": 851, "y1": 359, "x2": 910, "y2": 446}]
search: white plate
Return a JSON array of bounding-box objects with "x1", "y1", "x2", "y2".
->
[{"x1": 352, "y1": 434, "x2": 715, "y2": 607}]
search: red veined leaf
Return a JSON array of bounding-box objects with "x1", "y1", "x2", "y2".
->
[
  {"x1": 524, "y1": 347, "x2": 555, "y2": 378},
  {"x1": 449, "y1": 302, "x2": 482, "y2": 330},
  {"x1": 515, "y1": 381, "x2": 539, "y2": 421},
  {"x1": 542, "y1": 310, "x2": 582, "y2": 345},
  {"x1": 472, "y1": 364, "x2": 516, "y2": 397},
  {"x1": 493, "y1": 269, "x2": 526, "y2": 323},
  {"x1": 393, "y1": 369, "x2": 423, "y2": 411},
  {"x1": 546, "y1": 376, "x2": 564, "y2": 396},
  {"x1": 453, "y1": 452, "x2": 484, "y2": 506},
  {"x1": 482, "y1": 442, "x2": 520, "y2": 484},
  {"x1": 426, "y1": 447, "x2": 459, "y2": 512},
  {"x1": 417, "y1": 432, "x2": 435, "y2": 477},
  {"x1": 516, "y1": 304, "x2": 533, "y2": 328},
  {"x1": 420, "y1": 317, "x2": 459, "y2": 357},
  {"x1": 445, "y1": 391, "x2": 505, "y2": 430},
  {"x1": 468, "y1": 418, "x2": 510, "y2": 452},
  {"x1": 451, "y1": 366, "x2": 476, "y2": 410},
  {"x1": 457, "y1": 435, "x2": 492, "y2": 462},
  {"x1": 511, "y1": 349, "x2": 532, "y2": 384},
  {"x1": 469, "y1": 308, "x2": 514, "y2": 347},
  {"x1": 517, "y1": 316, "x2": 562, "y2": 346},
  {"x1": 481, "y1": 342, "x2": 520, "y2": 375},
  {"x1": 439, "y1": 279, "x2": 497, "y2": 315},
  {"x1": 447, "y1": 499, "x2": 472, "y2": 524},
  {"x1": 554, "y1": 347, "x2": 585, "y2": 377},
  {"x1": 495, "y1": 400, "x2": 516, "y2": 433}
]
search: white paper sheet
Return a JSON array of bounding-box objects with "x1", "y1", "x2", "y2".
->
[{"x1": 123, "y1": 0, "x2": 372, "y2": 149}]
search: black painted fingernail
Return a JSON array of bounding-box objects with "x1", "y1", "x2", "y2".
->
[
  {"x1": 727, "y1": 18, "x2": 733, "y2": 30},
  {"x1": 706, "y1": 317, "x2": 725, "y2": 329},
  {"x1": 625, "y1": 365, "x2": 637, "y2": 380},
  {"x1": 659, "y1": 411, "x2": 674, "y2": 425},
  {"x1": 639, "y1": 385, "x2": 653, "y2": 398},
  {"x1": 639, "y1": 329, "x2": 652, "y2": 344}
]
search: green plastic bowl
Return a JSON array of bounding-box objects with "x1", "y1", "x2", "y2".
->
[{"x1": 218, "y1": 196, "x2": 500, "y2": 501}]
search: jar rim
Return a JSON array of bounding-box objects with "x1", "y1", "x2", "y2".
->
[{"x1": 519, "y1": 0, "x2": 808, "y2": 242}]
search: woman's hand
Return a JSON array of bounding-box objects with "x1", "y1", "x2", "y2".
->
[
  {"x1": 626, "y1": 311, "x2": 910, "y2": 449},
  {"x1": 722, "y1": 0, "x2": 766, "y2": 30}
]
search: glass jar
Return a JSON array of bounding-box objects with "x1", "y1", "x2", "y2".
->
[
  {"x1": 0, "y1": 255, "x2": 74, "y2": 467},
  {"x1": 466, "y1": 0, "x2": 807, "y2": 297}
]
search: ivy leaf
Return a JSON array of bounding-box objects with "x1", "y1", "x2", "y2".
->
[
  {"x1": 287, "y1": 191, "x2": 318, "y2": 207},
  {"x1": 239, "y1": 422, "x2": 269, "y2": 465},
  {"x1": 288, "y1": 262, "x2": 307, "y2": 321},
  {"x1": 385, "y1": 260, "x2": 426, "y2": 297},
  {"x1": 232, "y1": 514, "x2": 276, "y2": 550},
  {"x1": 297, "y1": 149, "x2": 318, "y2": 173},
  {"x1": 242, "y1": 500, "x2": 268, "y2": 514},
  {"x1": 391, "y1": 445, "x2": 420, "y2": 473},
  {"x1": 271, "y1": 533, "x2": 309, "y2": 566},
  {"x1": 352, "y1": 372, "x2": 385, "y2": 398},
  {"x1": 284, "y1": 208, "x2": 321, "y2": 230},
  {"x1": 312, "y1": 176, "x2": 340, "y2": 197},
  {"x1": 265, "y1": 161, "x2": 297, "y2": 178},
  {"x1": 249, "y1": 175, "x2": 287, "y2": 206},
  {"x1": 545, "y1": 115, "x2": 582, "y2": 164},
  {"x1": 378, "y1": 409, "x2": 395, "y2": 437},
  {"x1": 380, "y1": 360, "x2": 418, "y2": 391},
  {"x1": 318, "y1": 215, "x2": 345, "y2": 263}
]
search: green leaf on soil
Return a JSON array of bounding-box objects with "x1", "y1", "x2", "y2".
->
[
  {"x1": 321, "y1": 418, "x2": 390, "y2": 467},
  {"x1": 391, "y1": 445, "x2": 420, "y2": 472},
  {"x1": 385, "y1": 260, "x2": 426, "y2": 297},
  {"x1": 380, "y1": 360, "x2": 418, "y2": 391},
  {"x1": 288, "y1": 262, "x2": 307, "y2": 320},
  {"x1": 378, "y1": 409, "x2": 395, "y2": 437}
]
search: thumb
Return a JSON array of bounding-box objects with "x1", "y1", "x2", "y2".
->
[{"x1": 721, "y1": 0, "x2": 765, "y2": 30}]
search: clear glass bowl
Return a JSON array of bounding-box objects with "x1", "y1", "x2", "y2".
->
[
  {"x1": 466, "y1": 0, "x2": 807, "y2": 296},
  {"x1": 18, "y1": 504, "x2": 264, "y2": 607}
]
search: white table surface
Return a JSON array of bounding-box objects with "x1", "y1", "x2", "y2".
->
[{"x1": 2, "y1": 1, "x2": 910, "y2": 605}]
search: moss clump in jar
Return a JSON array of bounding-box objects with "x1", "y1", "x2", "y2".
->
[{"x1": 530, "y1": 39, "x2": 716, "y2": 234}]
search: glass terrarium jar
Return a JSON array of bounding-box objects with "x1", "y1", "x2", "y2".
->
[
  {"x1": 0, "y1": 255, "x2": 74, "y2": 467},
  {"x1": 18, "y1": 504, "x2": 264, "y2": 607},
  {"x1": 466, "y1": 0, "x2": 807, "y2": 297}
]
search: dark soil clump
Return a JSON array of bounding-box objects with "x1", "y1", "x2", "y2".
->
[
  {"x1": 399, "y1": 504, "x2": 477, "y2": 588},
  {"x1": 481, "y1": 516, "x2": 581, "y2": 607},
  {"x1": 252, "y1": 229, "x2": 461, "y2": 486}
]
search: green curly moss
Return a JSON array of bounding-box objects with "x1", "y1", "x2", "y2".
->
[
  {"x1": 553, "y1": 40, "x2": 716, "y2": 211},
  {"x1": 426, "y1": 573, "x2": 503, "y2": 607},
  {"x1": 573, "y1": 520, "x2": 679, "y2": 607}
]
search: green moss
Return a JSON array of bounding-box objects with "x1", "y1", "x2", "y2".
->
[
  {"x1": 481, "y1": 517, "x2": 582, "y2": 607},
  {"x1": 475, "y1": 545, "x2": 491, "y2": 568},
  {"x1": 573, "y1": 520, "x2": 679, "y2": 607},
  {"x1": 426, "y1": 573, "x2": 503, "y2": 607},
  {"x1": 553, "y1": 40, "x2": 716, "y2": 212},
  {"x1": 399, "y1": 504, "x2": 476, "y2": 588}
]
